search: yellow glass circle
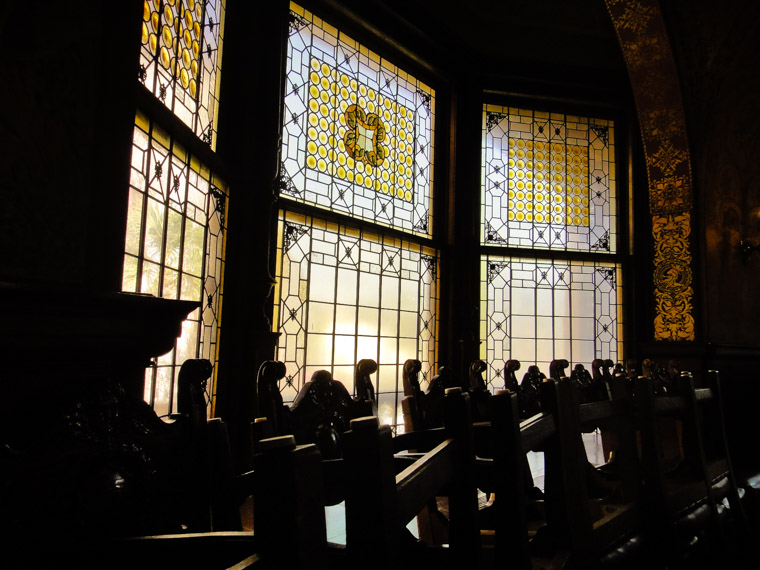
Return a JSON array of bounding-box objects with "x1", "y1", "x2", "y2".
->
[
  {"x1": 307, "y1": 156, "x2": 317, "y2": 169},
  {"x1": 508, "y1": 212, "x2": 515, "y2": 221},
  {"x1": 307, "y1": 141, "x2": 317, "y2": 154},
  {"x1": 161, "y1": 26, "x2": 172, "y2": 44},
  {"x1": 160, "y1": 46, "x2": 170, "y2": 68},
  {"x1": 516, "y1": 212, "x2": 525, "y2": 221},
  {"x1": 338, "y1": 166, "x2": 346, "y2": 178}
]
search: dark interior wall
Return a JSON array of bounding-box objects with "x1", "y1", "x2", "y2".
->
[
  {"x1": 662, "y1": 0, "x2": 760, "y2": 345},
  {"x1": 0, "y1": 3, "x2": 141, "y2": 290},
  {"x1": 661, "y1": 0, "x2": 760, "y2": 474}
]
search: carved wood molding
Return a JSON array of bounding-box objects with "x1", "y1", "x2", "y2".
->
[{"x1": 604, "y1": 0, "x2": 695, "y2": 342}]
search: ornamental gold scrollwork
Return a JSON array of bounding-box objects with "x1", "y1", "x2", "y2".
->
[
  {"x1": 343, "y1": 104, "x2": 387, "y2": 167},
  {"x1": 652, "y1": 213, "x2": 694, "y2": 341}
]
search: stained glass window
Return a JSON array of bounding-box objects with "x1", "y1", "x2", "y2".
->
[
  {"x1": 273, "y1": 210, "x2": 439, "y2": 428},
  {"x1": 482, "y1": 104, "x2": 616, "y2": 253},
  {"x1": 281, "y1": 2, "x2": 435, "y2": 237},
  {"x1": 480, "y1": 256, "x2": 623, "y2": 391},
  {"x1": 480, "y1": 104, "x2": 622, "y2": 389},
  {"x1": 123, "y1": 109, "x2": 227, "y2": 417},
  {"x1": 139, "y1": 0, "x2": 224, "y2": 148}
]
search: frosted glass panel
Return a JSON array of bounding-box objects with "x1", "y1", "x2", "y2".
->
[
  {"x1": 480, "y1": 255, "x2": 623, "y2": 391},
  {"x1": 274, "y1": 210, "x2": 439, "y2": 427}
]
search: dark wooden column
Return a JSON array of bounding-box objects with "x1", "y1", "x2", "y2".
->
[{"x1": 213, "y1": 0, "x2": 290, "y2": 472}]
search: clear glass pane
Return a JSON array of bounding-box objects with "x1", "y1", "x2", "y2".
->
[{"x1": 122, "y1": 114, "x2": 227, "y2": 413}]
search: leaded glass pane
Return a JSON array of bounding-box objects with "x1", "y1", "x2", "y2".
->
[
  {"x1": 282, "y1": 2, "x2": 435, "y2": 237},
  {"x1": 274, "y1": 210, "x2": 439, "y2": 429},
  {"x1": 140, "y1": 0, "x2": 225, "y2": 148},
  {"x1": 482, "y1": 104, "x2": 616, "y2": 252},
  {"x1": 123, "y1": 109, "x2": 228, "y2": 415},
  {"x1": 480, "y1": 256, "x2": 623, "y2": 391}
]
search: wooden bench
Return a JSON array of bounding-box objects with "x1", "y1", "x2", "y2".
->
[
  {"x1": 340, "y1": 388, "x2": 481, "y2": 570},
  {"x1": 633, "y1": 370, "x2": 748, "y2": 567}
]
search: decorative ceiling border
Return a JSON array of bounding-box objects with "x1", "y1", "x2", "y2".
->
[{"x1": 604, "y1": 0, "x2": 695, "y2": 342}]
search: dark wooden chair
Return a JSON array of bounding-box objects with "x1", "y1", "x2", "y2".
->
[{"x1": 633, "y1": 370, "x2": 747, "y2": 568}]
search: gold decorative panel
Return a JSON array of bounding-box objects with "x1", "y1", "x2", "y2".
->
[{"x1": 605, "y1": 0, "x2": 695, "y2": 341}]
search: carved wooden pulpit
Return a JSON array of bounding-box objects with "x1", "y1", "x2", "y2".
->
[{"x1": 0, "y1": 280, "x2": 199, "y2": 543}]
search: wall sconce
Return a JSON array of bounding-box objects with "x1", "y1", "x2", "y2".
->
[{"x1": 738, "y1": 239, "x2": 760, "y2": 261}]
